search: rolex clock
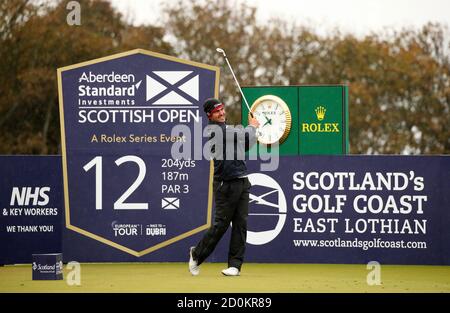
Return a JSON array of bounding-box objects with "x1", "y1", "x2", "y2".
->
[{"x1": 250, "y1": 95, "x2": 292, "y2": 145}]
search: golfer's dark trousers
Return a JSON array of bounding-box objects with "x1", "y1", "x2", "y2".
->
[{"x1": 194, "y1": 177, "x2": 251, "y2": 271}]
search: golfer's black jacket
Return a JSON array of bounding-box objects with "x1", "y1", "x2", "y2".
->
[{"x1": 206, "y1": 121, "x2": 257, "y2": 182}]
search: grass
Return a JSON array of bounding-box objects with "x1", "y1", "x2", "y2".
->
[{"x1": 0, "y1": 263, "x2": 449, "y2": 293}]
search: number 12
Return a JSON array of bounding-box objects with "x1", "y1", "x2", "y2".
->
[{"x1": 83, "y1": 155, "x2": 148, "y2": 210}]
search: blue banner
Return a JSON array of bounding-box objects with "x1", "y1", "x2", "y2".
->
[
  {"x1": 63, "y1": 155, "x2": 450, "y2": 264},
  {"x1": 1, "y1": 155, "x2": 449, "y2": 264},
  {"x1": 0, "y1": 156, "x2": 62, "y2": 264},
  {"x1": 234, "y1": 155, "x2": 450, "y2": 265},
  {"x1": 58, "y1": 50, "x2": 219, "y2": 259}
]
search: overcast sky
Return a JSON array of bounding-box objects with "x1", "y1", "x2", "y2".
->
[{"x1": 109, "y1": 0, "x2": 450, "y2": 36}]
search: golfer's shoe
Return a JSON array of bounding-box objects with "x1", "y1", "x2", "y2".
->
[
  {"x1": 221, "y1": 267, "x2": 240, "y2": 276},
  {"x1": 189, "y1": 246, "x2": 200, "y2": 276}
]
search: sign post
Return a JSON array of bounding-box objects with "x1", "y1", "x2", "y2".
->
[{"x1": 57, "y1": 49, "x2": 219, "y2": 260}]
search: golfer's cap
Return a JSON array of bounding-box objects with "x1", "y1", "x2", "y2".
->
[{"x1": 203, "y1": 98, "x2": 224, "y2": 115}]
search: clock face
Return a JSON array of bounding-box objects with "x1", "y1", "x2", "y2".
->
[{"x1": 250, "y1": 95, "x2": 292, "y2": 145}]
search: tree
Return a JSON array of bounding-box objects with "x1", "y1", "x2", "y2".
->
[
  {"x1": 164, "y1": 0, "x2": 450, "y2": 154},
  {"x1": 320, "y1": 25, "x2": 450, "y2": 154},
  {"x1": 1, "y1": 0, "x2": 449, "y2": 154},
  {"x1": 0, "y1": 0, "x2": 173, "y2": 154},
  {"x1": 163, "y1": 0, "x2": 264, "y2": 123}
]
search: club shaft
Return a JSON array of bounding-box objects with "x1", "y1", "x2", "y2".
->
[{"x1": 223, "y1": 56, "x2": 253, "y2": 117}]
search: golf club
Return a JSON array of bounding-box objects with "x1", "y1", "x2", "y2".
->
[{"x1": 216, "y1": 48, "x2": 254, "y2": 118}]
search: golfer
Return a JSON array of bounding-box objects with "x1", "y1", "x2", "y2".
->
[{"x1": 189, "y1": 98, "x2": 260, "y2": 276}]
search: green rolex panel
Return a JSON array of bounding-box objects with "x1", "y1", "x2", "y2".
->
[{"x1": 242, "y1": 85, "x2": 349, "y2": 156}]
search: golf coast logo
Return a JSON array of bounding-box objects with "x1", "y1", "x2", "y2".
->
[{"x1": 247, "y1": 173, "x2": 287, "y2": 245}]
